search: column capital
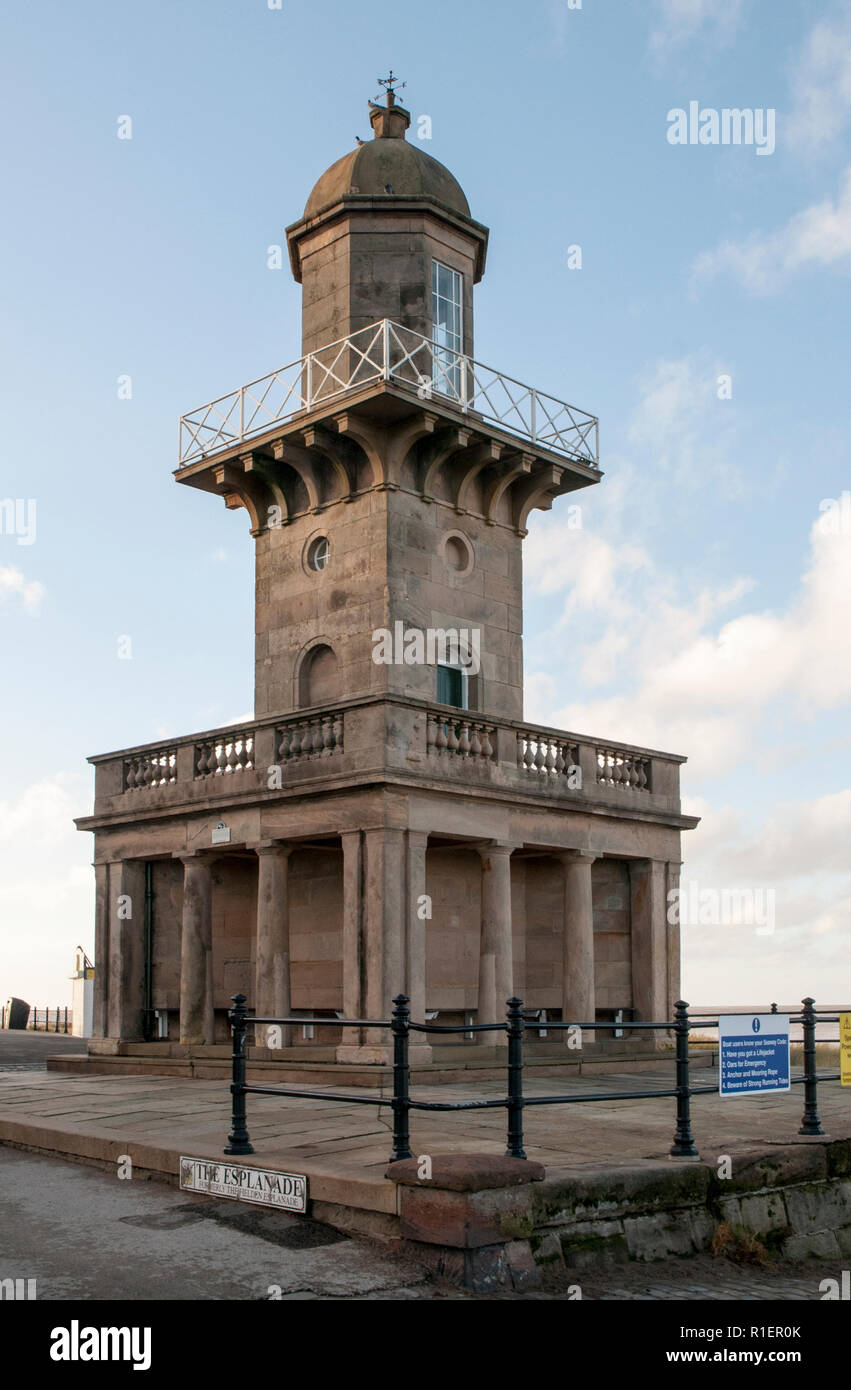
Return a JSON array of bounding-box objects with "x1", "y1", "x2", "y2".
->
[
  {"x1": 474, "y1": 840, "x2": 519, "y2": 860},
  {"x1": 252, "y1": 840, "x2": 294, "y2": 857},
  {"x1": 407, "y1": 830, "x2": 430, "y2": 850},
  {"x1": 557, "y1": 848, "x2": 598, "y2": 865}
]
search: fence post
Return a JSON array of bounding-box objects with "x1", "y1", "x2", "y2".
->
[
  {"x1": 505, "y1": 997, "x2": 527, "y2": 1160},
  {"x1": 670, "y1": 1000, "x2": 698, "y2": 1157},
  {"x1": 799, "y1": 997, "x2": 824, "y2": 1136},
  {"x1": 390, "y1": 994, "x2": 412, "y2": 1163},
  {"x1": 224, "y1": 994, "x2": 254, "y2": 1156}
]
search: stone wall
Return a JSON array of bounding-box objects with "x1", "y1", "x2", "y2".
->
[{"x1": 530, "y1": 1142, "x2": 851, "y2": 1271}]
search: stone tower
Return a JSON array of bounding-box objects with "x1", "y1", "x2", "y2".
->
[{"x1": 77, "y1": 85, "x2": 696, "y2": 1076}]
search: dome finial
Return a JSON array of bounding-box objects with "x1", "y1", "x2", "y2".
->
[{"x1": 370, "y1": 72, "x2": 410, "y2": 139}]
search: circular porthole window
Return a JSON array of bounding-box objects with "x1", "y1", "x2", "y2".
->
[
  {"x1": 306, "y1": 536, "x2": 330, "y2": 572},
  {"x1": 441, "y1": 531, "x2": 474, "y2": 577}
]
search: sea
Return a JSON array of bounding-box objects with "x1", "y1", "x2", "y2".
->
[{"x1": 689, "y1": 1005, "x2": 846, "y2": 1043}]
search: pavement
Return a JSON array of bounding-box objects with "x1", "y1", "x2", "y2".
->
[{"x1": 0, "y1": 1044, "x2": 847, "y2": 1207}]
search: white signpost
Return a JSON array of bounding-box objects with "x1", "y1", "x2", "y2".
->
[
  {"x1": 180, "y1": 1157, "x2": 308, "y2": 1212},
  {"x1": 719, "y1": 1014, "x2": 790, "y2": 1096}
]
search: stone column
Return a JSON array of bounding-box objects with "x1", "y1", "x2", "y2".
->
[
  {"x1": 179, "y1": 855, "x2": 214, "y2": 1046},
  {"x1": 337, "y1": 825, "x2": 404, "y2": 1065},
  {"x1": 476, "y1": 843, "x2": 516, "y2": 1039},
  {"x1": 558, "y1": 851, "x2": 597, "y2": 1044},
  {"x1": 106, "y1": 860, "x2": 146, "y2": 1043},
  {"x1": 91, "y1": 862, "x2": 109, "y2": 1040},
  {"x1": 255, "y1": 843, "x2": 292, "y2": 1047},
  {"x1": 406, "y1": 830, "x2": 433, "y2": 1065},
  {"x1": 336, "y1": 830, "x2": 364, "y2": 1062},
  {"x1": 666, "y1": 861, "x2": 682, "y2": 1025},
  {"x1": 630, "y1": 858, "x2": 669, "y2": 1046}
]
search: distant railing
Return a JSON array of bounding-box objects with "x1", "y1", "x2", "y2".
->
[
  {"x1": 178, "y1": 319, "x2": 600, "y2": 469},
  {"x1": 23, "y1": 1007, "x2": 71, "y2": 1033},
  {"x1": 223, "y1": 995, "x2": 841, "y2": 1164}
]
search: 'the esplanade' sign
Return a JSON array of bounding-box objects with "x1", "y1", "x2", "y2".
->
[{"x1": 180, "y1": 1156, "x2": 307, "y2": 1212}]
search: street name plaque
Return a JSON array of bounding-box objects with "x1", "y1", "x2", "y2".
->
[{"x1": 180, "y1": 1156, "x2": 308, "y2": 1212}]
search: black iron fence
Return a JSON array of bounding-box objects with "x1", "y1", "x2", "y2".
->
[
  {"x1": 224, "y1": 994, "x2": 843, "y2": 1163},
  {"x1": 0, "y1": 1005, "x2": 71, "y2": 1032}
]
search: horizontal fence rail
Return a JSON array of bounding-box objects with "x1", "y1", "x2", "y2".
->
[
  {"x1": 224, "y1": 994, "x2": 843, "y2": 1164},
  {"x1": 179, "y1": 319, "x2": 600, "y2": 469}
]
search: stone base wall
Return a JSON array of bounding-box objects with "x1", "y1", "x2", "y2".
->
[{"x1": 531, "y1": 1141, "x2": 851, "y2": 1271}]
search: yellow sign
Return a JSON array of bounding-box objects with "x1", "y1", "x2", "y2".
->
[{"x1": 841, "y1": 1013, "x2": 851, "y2": 1086}]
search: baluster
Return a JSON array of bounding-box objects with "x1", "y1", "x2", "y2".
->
[
  {"x1": 469, "y1": 723, "x2": 482, "y2": 759},
  {"x1": 215, "y1": 742, "x2": 226, "y2": 775},
  {"x1": 480, "y1": 726, "x2": 494, "y2": 761},
  {"x1": 458, "y1": 721, "x2": 471, "y2": 757},
  {"x1": 310, "y1": 719, "x2": 323, "y2": 757},
  {"x1": 435, "y1": 719, "x2": 448, "y2": 754},
  {"x1": 555, "y1": 742, "x2": 566, "y2": 777},
  {"x1": 289, "y1": 725, "x2": 303, "y2": 761},
  {"x1": 523, "y1": 735, "x2": 535, "y2": 771},
  {"x1": 321, "y1": 716, "x2": 333, "y2": 755},
  {"x1": 446, "y1": 721, "x2": 459, "y2": 756},
  {"x1": 545, "y1": 738, "x2": 557, "y2": 779},
  {"x1": 427, "y1": 714, "x2": 438, "y2": 754},
  {"x1": 533, "y1": 738, "x2": 546, "y2": 774},
  {"x1": 245, "y1": 736, "x2": 254, "y2": 770},
  {"x1": 332, "y1": 714, "x2": 343, "y2": 752},
  {"x1": 277, "y1": 726, "x2": 292, "y2": 761},
  {"x1": 142, "y1": 757, "x2": 154, "y2": 788}
]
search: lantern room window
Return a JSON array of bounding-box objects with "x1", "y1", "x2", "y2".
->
[{"x1": 432, "y1": 260, "x2": 463, "y2": 398}]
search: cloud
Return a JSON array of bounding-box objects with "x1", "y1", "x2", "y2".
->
[
  {"x1": 0, "y1": 564, "x2": 45, "y2": 611},
  {"x1": 787, "y1": 7, "x2": 851, "y2": 151},
  {"x1": 0, "y1": 775, "x2": 94, "y2": 1003},
  {"x1": 649, "y1": 0, "x2": 746, "y2": 54},
  {"x1": 692, "y1": 165, "x2": 851, "y2": 294}
]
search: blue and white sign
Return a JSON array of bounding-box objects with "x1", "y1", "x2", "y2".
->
[{"x1": 719, "y1": 1014, "x2": 790, "y2": 1096}]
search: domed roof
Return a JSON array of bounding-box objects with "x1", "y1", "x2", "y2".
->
[
  {"x1": 303, "y1": 99, "x2": 471, "y2": 221},
  {"x1": 305, "y1": 140, "x2": 471, "y2": 219}
]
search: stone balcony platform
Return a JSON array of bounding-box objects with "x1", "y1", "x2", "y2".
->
[{"x1": 78, "y1": 694, "x2": 692, "y2": 832}]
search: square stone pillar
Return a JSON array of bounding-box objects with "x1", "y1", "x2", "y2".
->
[
  {"x1": 106, "y1": 860, "x2": 146, "y2": 1042},
  {"x1": 557, "y1": 850, "x2": 597, "y2": 1044},
  {"x1": 254, "y1": 843, "x2": 293, "y2": 1047},
  {"x1": 476, "y1": 843, "x2": 516, "y2": 1040},
  {"x1": 91, "y1": 862, "x2": 109, "y2": 1039},
  {"x1": 178, "y1": 854, "x2": 215, "y2": 1046},
  {"x1": 630, "y1": 858, "x2": 669, "y2": 1045}
]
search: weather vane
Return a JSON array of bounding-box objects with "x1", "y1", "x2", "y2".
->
[{"x1": 377, "y1": 70, "x2": 405, "y2": 103}]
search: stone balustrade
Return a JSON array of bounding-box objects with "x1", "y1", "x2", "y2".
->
[
  {"x1": 516, "y1": 730, "x2": 580, "y2": 783},
  {"x1": 194, "y1": 731, "x2": 255, "y2": 778},
  {"x1": 596, "y1": 745, "x2": 652, "y2": 792},
  {"x1": 123, "y1": 748, "x2": 178, "y2": 791},
  {"x1": 94, "y1": 697, "x2": 682, "y2": 817},
  {"x1": 277, "y1": 713, "x2": 344, "y2": 761},
  {"x1": 426, "y1": 712, "x2": 496, "y2": 761}
]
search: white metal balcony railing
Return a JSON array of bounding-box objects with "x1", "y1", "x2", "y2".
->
[{"x1": 178, "y1": 319, "x2": 599, "y2": 469}]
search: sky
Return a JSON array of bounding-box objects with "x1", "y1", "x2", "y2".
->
[{"x1": 1, "y1": 0, "x2": 849, "y2": 1008}]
